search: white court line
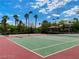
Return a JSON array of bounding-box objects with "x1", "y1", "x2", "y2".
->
[
  {"x1": 33, "y1": 39, "x2": 79, "y2": 51},
  {"x1": 44, "y1": 44, "x2": 79, "y2": 58},
  {"x1": 4, "y1": 36, "x2": 45, "y2": 58},
  {"x1": 42, "y1": 37, "x2": 71, "y2": 42},
  {"x1": 3, "y1": 36, "x2": 79, "y2": 58},
  {"x1": 42, "y1": 37, "x2": 67, "y2": 42}
]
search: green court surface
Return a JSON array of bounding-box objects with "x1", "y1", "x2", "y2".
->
[{"x1": 11, "y1": 34, "x2": 79, "y2": 56}]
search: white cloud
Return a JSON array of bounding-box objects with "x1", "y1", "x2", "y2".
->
[
  {"x1": 32, "y1": 0, "x2": 78, "y2": 14},
  {"x1": 46, "y1": 0, "x2": 77, "y2": 12},
  {"x1": 7, "y1": 20, "x2": 13, "y2": 23},
  {"x1": 14, "y1": 4, "x2": 21, "y2": 9},
  {"x1": 63, "y1": 6, "x2": 79, "y2": 17},
  {"x1": 52, "y1": 14, "x2": 60, "y2": 17},
  {"x1": 39, "y1": 8, "x2": 48, "y2": 14},
  {"x1": 47, "y1": 15, "x2": 51, "y2": 19},
  {"x1": 7, "y1": 20, "x2": 15, "y2": 25},
  {"x1": 31, "y1": 5, "x2": 39, "y2": 9},
  {"x1": 46, "y1": 13, "x2": 60, "y2": 19},
  {"x1": 31, "y1": 0, "x2": 49, "y2": 9}
]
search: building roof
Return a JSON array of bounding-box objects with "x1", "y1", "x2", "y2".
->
[{"x1": 48, "y1": 26, "x2": 59, "y2": 29}]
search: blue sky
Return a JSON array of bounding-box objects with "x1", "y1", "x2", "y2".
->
[{"x1": 0, "y1": 0, "x2": 79, "y2": 26}]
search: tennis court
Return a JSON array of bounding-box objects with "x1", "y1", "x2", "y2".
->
[
  {"x1": 9, "y1": 34, "x2": 79, "y2": 58},
  {"x1": 0, "y1": 34, "x2": 79, "y2": 59}
]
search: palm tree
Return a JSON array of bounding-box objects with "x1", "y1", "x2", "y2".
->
[
  {"x1": 1, "y1": 15, "x2": 9, "y2": 33},
  {"x1": 13, "y1": 15, "x2": 19, "y2": 27},
  {"x1": 34, "y1": 14, "x2": 38, "y2": 29},
  {"x1": 24, "y1": 11, "x2": 32, "y2": 34},
  {"x1": 28, "y1": 11, "x2": 32, "y2": 27},
  {"x1": 19, "y1": 20, "x2": 23, "y2": 25},
  {"x1": 24, "y1": 13, "x2": 29, "y2": 27},
  {"x1": 24, "y1": 11, "x2": 32, "y2": 27},
  {"x1": 17, "y1": 20, "x2": 24, "y2": 33},
  {"x1": 29, "y1": 11, "x2": 32, "y2": 14}
]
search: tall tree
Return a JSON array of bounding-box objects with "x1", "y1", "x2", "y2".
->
[
  {"x1": 17, "y1": 20, "x2": 24, "y2": 33},
  {"x1": 24, "y1": 11, "x2": 32, "y2": 33},
  {"x1": 34, "y1": 14, "x2": 38, "y2": 29},
  {"x1": 72, "y1": 18, "x2": 79, "y2": 32},
  {"x1": 24, "y1": 13, "x2": 29, "y2": 27},
  {"x1": 24, "y1": 11, "x2": 32, "y2": 27},
  {"x1": 13, "y1": 15, "x2": 19, "y2": 27},
  {"x1": 28, "y1": 11, "x2": 32, "y2": 27},
  {"x1": 1, "y1": 15, "x2": 9, "y2": 32},
  {"x1": 41, "y1": 20, "x2": 49, "y2": 33}
]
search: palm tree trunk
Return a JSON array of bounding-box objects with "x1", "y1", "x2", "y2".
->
[
  {"x1": 35, "y1": 18, "x2": 37, "y2": 33},
  {"x1": 26, "y1": 19, "x2": 27, "y2": 27},
  {"x1": 35, "y1": 18, "x2": 37, "y2": 29},
  {"x1": 28, "y1": 17, "x2": 29, "y2": 34},
  {"x1": 15, "y1": 21, "x2": 16, "y2": 27}
]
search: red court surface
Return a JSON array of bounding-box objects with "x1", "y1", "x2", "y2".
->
[
  {"x1": 45, "y1": 45, "x2": 79, "y2": 59},
  {"x1": 0, "y1": 36, "x2": 42, "y2": 59},
  {"x1": 0, "y1": 36, "x2": 79, "y2": 59}
]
